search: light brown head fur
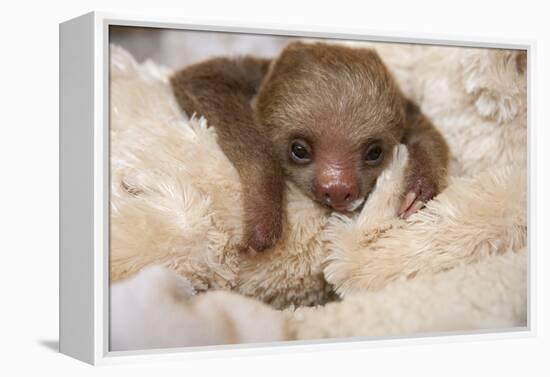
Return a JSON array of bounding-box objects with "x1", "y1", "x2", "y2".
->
[{"x1": 254, "y1": 42, "x2": 406, "y2": 212}]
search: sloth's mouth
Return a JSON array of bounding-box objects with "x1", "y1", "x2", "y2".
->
[{"x1": 320, "y1": 196, "x2": 366, "y2": 214}]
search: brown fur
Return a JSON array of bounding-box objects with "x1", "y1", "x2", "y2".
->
[
  {"x1": 170, "y1": 41, "x2": 449, "y2": 252},
  {"x1": 402, "y1": 99, "x2": 449, "y2": 205},
  {"x1": 170, "y1": 57, "x2": 283, "y2": 252}
]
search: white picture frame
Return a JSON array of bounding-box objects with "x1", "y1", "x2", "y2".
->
[{"x1": 59, "y1": 11, "x2": 534, "y2": 365}]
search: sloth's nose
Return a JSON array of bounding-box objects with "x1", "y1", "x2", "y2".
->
[{"x1": 316, "y1": 177, "x2": 359, "y2": 212}]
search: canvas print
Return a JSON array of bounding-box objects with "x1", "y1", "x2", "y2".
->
[{"x1": 108, "y1": 26, "x2": 527, "y2": 352}]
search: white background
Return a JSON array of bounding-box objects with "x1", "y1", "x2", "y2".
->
[{"x1": 0, "y1": 0, "x2": 547, "y2": 375}]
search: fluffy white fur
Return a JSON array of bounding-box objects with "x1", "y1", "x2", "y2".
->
[
  {"x1": 324, "y1": 165, "x2": 526, "y2": 296},
  {"x1": 361, "y1": 43, "x2": 527, "y2": 178},
  {"x1": 109, "y1": 41, "x2": 527, "y2": 346},
  {"x1": 288, "y1": 250, "x2": 526, "y2": 339}
]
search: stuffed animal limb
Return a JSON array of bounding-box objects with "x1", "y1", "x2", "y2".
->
[{"x1": 324, "y1": 164, "x2": 526, "y2": 296}]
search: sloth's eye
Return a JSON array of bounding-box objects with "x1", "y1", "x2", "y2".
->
[
  {"x1": 290, "y1": 139, "x2": 312, "y2": 164},
  {"x1": 365, "y1": 143, "x2": 384, "y2": 165}
]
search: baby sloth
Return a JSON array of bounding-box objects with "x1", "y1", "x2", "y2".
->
[{"x1": 171, "y1": 41, "x2": 449, "y2": 253}]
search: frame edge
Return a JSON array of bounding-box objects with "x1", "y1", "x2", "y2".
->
[{"x1": 59, "y1": 12, "x2": 96, "y2": 365}]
